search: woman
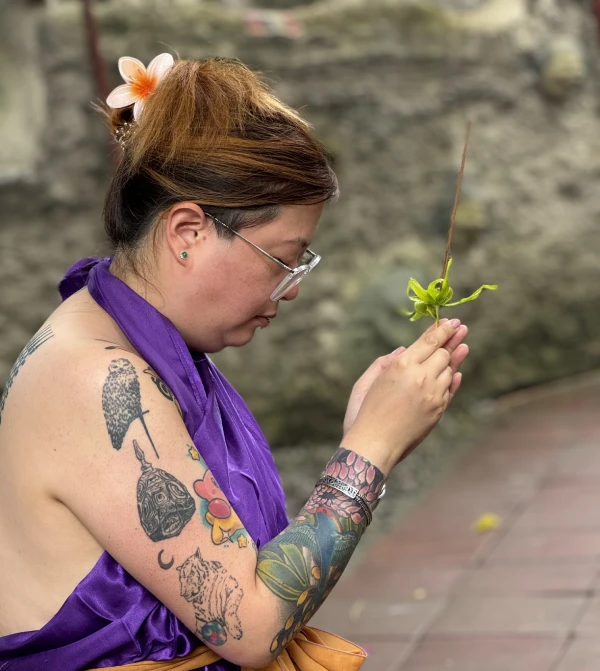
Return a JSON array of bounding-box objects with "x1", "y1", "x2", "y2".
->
[{"x1": 0, "y1": 54, "x2": 469, "y2": 670}]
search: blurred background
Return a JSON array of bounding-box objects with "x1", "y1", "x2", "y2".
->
[{"x1": 1, "y1": 0, "x2": 600, "y2": 522}]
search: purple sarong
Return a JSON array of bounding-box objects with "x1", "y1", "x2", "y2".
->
[{"x1": 0, "y1": 258, "x2": 289, "y2": 670}]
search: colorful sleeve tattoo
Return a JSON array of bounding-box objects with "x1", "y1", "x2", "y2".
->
[{"x1": 256, "y1": 447, "x2": 385, "y2": 655}]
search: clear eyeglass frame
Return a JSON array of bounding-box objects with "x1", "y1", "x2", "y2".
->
[{"x1": 206, "y1": 213, "x2": 321, "y2": 301}]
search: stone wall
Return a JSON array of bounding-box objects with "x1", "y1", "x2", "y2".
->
[{"x1": 2, "y1": 0, "x2": 600, "y2": 458}]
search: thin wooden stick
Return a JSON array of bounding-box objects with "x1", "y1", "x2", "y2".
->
[{"x1": 441, "y1": 121, "x2": 472, "y2": 279}]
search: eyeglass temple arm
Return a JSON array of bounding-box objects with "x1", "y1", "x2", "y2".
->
[{"x1": 206, "y1": 213, "x2": 293, "y2": 272}]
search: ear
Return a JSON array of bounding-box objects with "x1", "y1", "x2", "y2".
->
[{"x1": 162, "y1": 202, "x2": 214, "y2": 264}]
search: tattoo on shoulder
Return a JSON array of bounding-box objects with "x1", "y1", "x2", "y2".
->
[
  {"x1": 134, "y1": 440, "x2": 195, "y2": 541},
  {"x1": 96, "y1": 338, "x2": 136, "y2": 355},
  {"x1": 0, "y1": 325, "x2": 54, "y2": 425},
  {"x1": 178, "y1": 547, "x2": 244, "y2": 646},
  {"x1": 102, "y1": 358, "x2": 159, "y2": 457},
  {"x1": 143, "y1": 367, "x2": 183, "y2": 418}
]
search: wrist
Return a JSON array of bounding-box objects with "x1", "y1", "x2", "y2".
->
[
  {"x1": 341, "y1": 428, "x2": 396, "y2": 479},
  {"x1": 312, "y1": 446, "x2": 386, "y2": 527}
]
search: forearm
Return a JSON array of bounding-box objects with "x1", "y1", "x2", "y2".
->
[{"x1": 253, "y1": 447, "x2": 385, "y2": 662}]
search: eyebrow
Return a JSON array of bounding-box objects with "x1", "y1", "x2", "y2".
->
[{"x1": 282, "y1": 237, "x2": 311, "y2": 249}]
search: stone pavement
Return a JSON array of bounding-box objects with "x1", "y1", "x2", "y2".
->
[{"x1": 311, "y1": 377, "x2": 600, "y2": 670}]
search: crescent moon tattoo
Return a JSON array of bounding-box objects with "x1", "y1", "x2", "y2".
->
[{"x1": 158, "y1": 550, "x2": 175, "y2": 570}]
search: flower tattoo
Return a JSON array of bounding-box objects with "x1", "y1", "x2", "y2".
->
[{"x1": 305, "y1": 448, "x2": 385, "y2": 525}]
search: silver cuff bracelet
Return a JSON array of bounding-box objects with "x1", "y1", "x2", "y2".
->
[{"x1": 318, "y1": 475, "x2": 386, "y2": 526}]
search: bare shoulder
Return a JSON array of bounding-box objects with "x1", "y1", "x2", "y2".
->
[{"x1": 0, "y1": 292, "x2": 184, "y2": 476}]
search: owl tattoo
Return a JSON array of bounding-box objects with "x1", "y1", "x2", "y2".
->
[{"x1": 102, "y1": 358, "x2": 159, "y2": 458}]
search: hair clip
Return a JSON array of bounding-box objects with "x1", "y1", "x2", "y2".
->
[
  {"x1": 114, "y1": 120, "x2": 135, "y2": 149},
  {"x1": 106, "y1": 53, "x2": 175, "y2": 121}
]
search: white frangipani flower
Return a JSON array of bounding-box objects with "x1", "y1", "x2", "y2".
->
[{"x1": 106, "y1": 53, "x2": 174, "y2": 121}]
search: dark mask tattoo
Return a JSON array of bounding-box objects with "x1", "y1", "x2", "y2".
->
[{"x1": 135, "y1": 440, "x2": 195, "y2": 541}]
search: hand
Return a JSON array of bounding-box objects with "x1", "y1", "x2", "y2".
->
[
  {"x1": 342, "y1": 319, "x2": 469, "y2": 473},
  {"x1": 343, "y1": 320, "x2": 468, "y2": 438}
]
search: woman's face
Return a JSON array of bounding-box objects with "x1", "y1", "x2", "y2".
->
[{"x1": 154, "y1": 202, "x2": 324, "y2": 352}]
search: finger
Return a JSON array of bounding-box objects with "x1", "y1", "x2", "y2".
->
[
  {"x1": 427, "y1": 348, "x2": 452, "y2": 377},
  {"x1": 449, "y1": 343, "x2": 469, "y2": 373},
  {"x1": 408, "y1": 319, "x2": 461, "y2": 363},
  {"x1": 424, "y1": 318, "x2": 448, "y2": 336},
  {"x1": 448, "y1": 372, "x2": 462, "y2": 401},
  {"x1": 437, "y1": 365, "x2": 453, "y2": 389},
  {"x1": 443, "y1": 325, "x2": 468, "y2": 355}
]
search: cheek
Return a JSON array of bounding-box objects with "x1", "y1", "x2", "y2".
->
[{"x1": 205, "y1": 258, "x2": 272, "y2": 316}]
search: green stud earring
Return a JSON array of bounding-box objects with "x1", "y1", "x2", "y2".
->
[{"x1": 179, "y1": 251, "x2": 188, "y2": 260}]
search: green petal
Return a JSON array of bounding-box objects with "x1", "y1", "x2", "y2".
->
[
  {"x1": 426, "y1": 279, "x2": 443, "y2": 298},
  {"x1": 442, "y1": 257, "x2": 453, "y2": 291},
  {"x1": 445, "y1": 284, "x2": 498, "y2": 306},
  {"x1": 407, "y1": 278, "x2": 430, "y2": 303}
]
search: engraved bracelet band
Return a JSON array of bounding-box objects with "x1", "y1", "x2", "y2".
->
[{"x1": 318, "y1": 475, "x2": 386, "y2": 526}]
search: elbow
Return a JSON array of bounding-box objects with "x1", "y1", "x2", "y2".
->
[
  {"x1": 219, "y1": 638, "x2": 278, "y2": 669},
  {"x1": 230, "y1": 638, "x2": 279, "y2": 669},
  {"x1": 241, "y1": 652, "x2": 278, "y2": 670}
]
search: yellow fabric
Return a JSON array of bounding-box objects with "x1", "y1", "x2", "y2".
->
[{"x1": 91, "y1": 627, "x2": 366, "y2": 671}]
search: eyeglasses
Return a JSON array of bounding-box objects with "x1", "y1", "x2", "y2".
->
[{"x1": 206, "y1": 213, "x2": 321, "y2": 302}]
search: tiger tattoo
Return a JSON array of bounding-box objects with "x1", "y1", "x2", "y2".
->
[{"x1": 177, "y1": 547, "x2": 244, "y2": 646}]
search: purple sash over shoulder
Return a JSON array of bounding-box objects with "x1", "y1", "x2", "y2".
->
[{"x1": 0, "y1": 258, "x2": 289, "y2": 671}]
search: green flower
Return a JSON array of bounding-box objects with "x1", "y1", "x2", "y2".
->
[{"x1": 401, "y1": 257, "x2": 497, "y2": 326}]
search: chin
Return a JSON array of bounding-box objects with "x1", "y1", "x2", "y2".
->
[
  {"x1": 223, "y1": 332, "x2": 257, "y2": 349},
  {"x1": 186, "y1": 322, "x2": 259, "y2": 353}
]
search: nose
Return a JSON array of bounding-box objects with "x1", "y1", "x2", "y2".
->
[{"x1": 279, "y1": 284, "x2": 300, "y2": 301}]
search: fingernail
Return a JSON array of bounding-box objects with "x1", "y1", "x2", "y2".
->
[{"x1": 450, "y1": 319, "x2": 461, "y2": 328}]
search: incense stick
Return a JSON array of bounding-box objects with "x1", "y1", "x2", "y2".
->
[{"x1": 441, "y1": 122, "x2": 472, "y2": 279}]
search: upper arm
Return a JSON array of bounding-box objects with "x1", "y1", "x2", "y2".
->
[{"x1": 49, "y1": 346, "x2": 277, "y2": 667}]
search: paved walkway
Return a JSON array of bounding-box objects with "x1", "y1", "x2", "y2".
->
[{"x1": 312, "y1": 377, "x2": 600, "y2": 670}]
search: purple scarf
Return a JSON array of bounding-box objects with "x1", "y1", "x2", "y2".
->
[{"x1": 0, "y1": 258, "x2": 289, "y2": 671}]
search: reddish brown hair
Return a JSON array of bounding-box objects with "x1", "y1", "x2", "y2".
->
[{"x1": 103, "y1": 56, "x2": 338, "y2": 268}]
